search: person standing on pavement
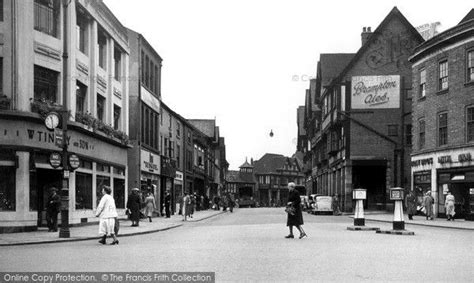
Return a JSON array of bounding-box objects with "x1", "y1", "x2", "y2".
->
[
  {"x1": 405, "y1": 190, "x2": 417, "y2": 220},
  {"x1": 332, "y1": 194, "x2": 341, "y2": 216},
  {"x1": 422, "y1": 191, "x2": 434, "y2": 220},
  {"x1": 144, "y1": 191, "x2": 156, "y2": 222},
  {"x1": 46, "y1": 187, "x2": 61, "y2": 232},
  {"x1": 127, "y1": 188, "x2": 141, "y2": 226},
  {"x1": 285, "y1": 182, "x2": 307, "y2": 239},
  {"x1": 183, "y1": 191, "x2": 192, "y2": 221},
  {"x1": 96, "y1": 186, "x2": 119, "y2": 245},
  {"x1": 164, "y1": 190, "x2": 171, "y2": 218},
  {"x1": 445, "y1": 191, "x2": 456, "y2": 221}
]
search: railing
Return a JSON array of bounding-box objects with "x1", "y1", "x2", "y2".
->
[{"x1": 34, "y1": 2, "x2": 57, "y2": 37}]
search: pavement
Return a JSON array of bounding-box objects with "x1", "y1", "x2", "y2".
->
[{"x1": 0, "y1": 209, "x2": 224, "y2": 246}]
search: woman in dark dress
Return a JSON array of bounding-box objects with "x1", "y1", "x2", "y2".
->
[
  {"x1": 127, "y1": 188, "x2": 141, "y2": 226},
  {"x1": 286, "y1": 182, "x2": 307, "y2": 239}
]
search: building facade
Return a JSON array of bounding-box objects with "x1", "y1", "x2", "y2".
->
[
  {"x1": 303, "y1": 7, "x2": 423, "y2": 212},
  {"x1": 225, "y1": 159, "x2": 256, "y2": 207},
  {"x1": 409, "y1": 9, "x2": 474, "y2": 220},
  {"x1": 0, "y1": 0, "x2": 130, "y2": 232},
  {"x1": 126, "y1": 28, "x2": 162, "y2": 211}
]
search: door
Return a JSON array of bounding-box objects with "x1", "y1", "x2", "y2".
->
[{"x1": 35, "y1": 169, "x2": 62, "y2": 227}]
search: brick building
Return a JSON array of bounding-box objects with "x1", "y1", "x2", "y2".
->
[
  {"x1": 409, "y1": 9, "x2": 474, "y2": 220},
  {"x1": 303, "y1": 7, "x2": 423, "y2": 212}
]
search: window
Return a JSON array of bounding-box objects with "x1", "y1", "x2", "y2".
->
[
  {"x1": 388, "y1": 125, "x2": 398, "y2": 137},
  {"x1": 468, "y1": 51, "x2": 474, "y2": 82},
  {"x1": 96, "y1": 175, "x2": 110, "y2": 206},
  {"x1": 177, "y1": 123, "x2": 181, "y2": 137},
  {"x1": 113, "y1": 105, "x2": 121, "y2": 130},
  {"x1": 150, "y1": 62, "x2": 155, "y2": 93},
  {"x1": 164, "y1": 138, "x2": 169, "y2": 157},
  {"x1": 169, "y1": 113, "x2": 172, "y2": 129},
  {"x1": 0, "y1": 58, "x2": 3, "y2": 95},
  {"x1": 76, "y1": 10, "x2": 88, "y2": 54},
  {"x1": 0, "y1": 166, "x2": 15, "y2": 211},
  {"x1": 406, "y1": 125, "x2": 412, "y2": 146},
  {"x1": 419, "y1": 119, "x2": 425, "y2": 149},
  {"x1": 76, "y1": 81, "x2": 87, "y2": 114},
  {"x1": 97, "y1": 94, "x2": 105, "y2": 121},
  {"x1": 0, "y1": 0, "x2": 3, "y2": 21},
  {"x1": 467, "y1": 107, "x2": 474, "y2": 142},
  {"x1": 114, "y1": 47, "x2": 121, "y2": 81},
  {"x1": 75, "y1": 172, "x2": 92, "y2": 209},
  {"x1": 145, "y1": 56, "x2": 149, "y2": 87},
  {"x1": 419, "y1": 69, "x2": 426, "y2": 98},
  {"x1": 176, "y1": 144, "x2": 181, "y2": 168},
  {"x1": 438, "y1": 112, "x2": 448, "y2": 146},
  {"x1": 113, "y1": 178, "x2": 125, "y2": 209},
  {"x1": 98, "y1": 29, "x2": 107, "y2": 70},
  {"x1": 34, "y1": 65, "x2": 58, "y2": 102},
  {"x1": 144, "y1": 108, "x2": 149, "y2": 144},
  {"x1": 155, "y1": 65, "x2": 159, "y2": 94},
  {"x1": 438, "y1": 60, "x2": 448, "y2": 90},
  {"x1": 34, "y1": 0, "x2": 59, "y2": 37}
]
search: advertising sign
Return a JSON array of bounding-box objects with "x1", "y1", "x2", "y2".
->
[
  {"x1": 140, "y1": 149, "x2": 160, "y2": 175},
  {"x1": 68, "y1": 154, "x2": 80, "y2": 170},
  {"x1": 54, "y1": 128, "x2": 64, "y2": 148},
  {"x1": 49, "y1": 152, "x2": 62, "y2": 168},
  {"x1": 351, "y1": 75, "x2": 400, "y2": 109}
]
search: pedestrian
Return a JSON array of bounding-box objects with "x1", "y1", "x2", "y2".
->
[
  {"x1": 445, "y1": 191, "x2": 456, "y2": 221},
  {"x1": 405, "y1": 190, "x2": 417, "y2": 220},
  {"x1": 332, "y1": 194, "x2": 341, "y2": 216},
  {"x1": 227, "y1": 193, "x2": 234, "y2": 213},
  {"x1": 189, "y1": 193, "x2": 195, "y2": 217},
  {"x1": 95, "y1": 185, "x2": 119, "y2": 245},
  {"x1": 422, "y1": 191, "x2": 434, "y2": 220},
  {"x1": 127, "y1": 188, "x2": 141, "y2": 226},
  {"x1": 183, "y1": 191, "x2": 192, "y2": 221},
  {"x1": 164, "y1": 190, "x2": 171, "y2": 218},
  {"x1": 46, "y1": 187, "x2": 61, "y2": 232},
  {"x1": 285, "y1": 182, "x2": 307, "y2": 239},
  {"x1": 143, "y1": 191, "x2": 156, "y2": 222}
]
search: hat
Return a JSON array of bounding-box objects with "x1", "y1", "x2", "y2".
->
[
  {"x1": 131, "y1": 187, "x2": 139, "y2": 191},
  {"x1": 50, "y1": 187, "x2": 58, "y2": 192}
]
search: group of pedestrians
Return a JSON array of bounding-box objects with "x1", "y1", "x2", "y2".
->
[{"x1": 406, "y1": 190, "x2": 456, "y2": 221}]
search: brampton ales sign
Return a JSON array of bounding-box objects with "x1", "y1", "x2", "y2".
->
[{"x1": 351, "y1": 75, "x2": 400, "y2": 109}]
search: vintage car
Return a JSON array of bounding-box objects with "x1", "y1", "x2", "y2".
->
[{"x1": 311, "y1": 195, "x2": 333, "y2": 215}]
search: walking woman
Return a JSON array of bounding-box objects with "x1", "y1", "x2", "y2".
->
[
  {"x1": 144, "y1": 191, "x2": 156, "y2": 222},
  {"x1": 285, "y1": 182, "x2": 307, "y2": 239},
  {"x1": 422, "y1": 191, "x2": 434, "y2": 220},
  {"x1": 405, "y1": 190, "x2": 417, "y2": 220},
  {"x1": 127, "y1": 188, "x2": 141, "y2": 226},
  {"x1": 445, "y1": 191, "x2": 456, "y2": 221},
  {"x1": 183, "y1": 191, "x2": 191, "y2": 221},
  {"x1": 96, "y1": 186, "x2": 119, "y2": 245}
]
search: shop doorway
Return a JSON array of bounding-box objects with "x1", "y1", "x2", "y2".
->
[
  {"x1": 439, "y1": 183, "x2": 472, "y2": 219},
  {"x1": 353, "y1": 165, "x2": 387, "y2": 210},
  {"x1": 33, "y1": 169, "x2": 62, "y2": 227}
]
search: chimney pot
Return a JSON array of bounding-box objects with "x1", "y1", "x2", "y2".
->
[
  {"x1": 368, "y1": 27, "x2": 371, "y2": 32},
  {"x1": 363, "y1": 27, "x2": 366, "y2": 32}
]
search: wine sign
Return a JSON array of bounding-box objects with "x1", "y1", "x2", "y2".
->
[{"x1": 351, "y1": 75, "x2": 400, "y2": 109}]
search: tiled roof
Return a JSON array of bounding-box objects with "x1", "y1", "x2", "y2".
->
[
  {"x1": 319, "y1": 53, "x2": 354, "y2": 87},
  {"x1": 460, "y1": 9, "x2": 474, "y2": 24},
  {"x1": 253, "y1": 153, "x2": 301, "y2": 175},
  {"x1": 225, "y1": 170, "x2": 256, "y2": 183},
  {"x1": 239, "y1": 159, "x2": 253, "y2": 168}
]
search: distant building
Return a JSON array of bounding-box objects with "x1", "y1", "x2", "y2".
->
[
  {"x1": 225, "y1": 159, "x2": 256, "y2": 207},
  {"x1": 409, "y1": 9, "x2": 474, "y2": 220}
]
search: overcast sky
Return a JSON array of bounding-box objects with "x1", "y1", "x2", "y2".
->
[{"x1": 104, "y1": 0, "x2": 473, "y2": 170}]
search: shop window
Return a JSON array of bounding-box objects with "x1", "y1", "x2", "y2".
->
[
  {"x1": 34, "y1": 0, "x2": 59, "y2": 37},
  {"x1": 438, "y1": 112, "x2": 448, "y2": 146},
  {"x1": 96, "y1": 175, "x2": 110, "y2": 206},
  {"x1": 388, "y1": 125, "x2": 398, "y2": 137},
  {"x1": 113, "y1": 104, "x2": 121, "y2": 130},
  {"x1": 114, "y1": 47, "x2": 121, "y2": 82},
  {"x1": 419, "y1": 119, "x2": 425, "y2": 149},
  {"x1": 76, "y1": 81, "x2": 87, "y2": 114},
  {"x1": 468, "y1": 50, "x2": 474, "y2": 82},
  {"x1": 438, "y1": 60, "x2": 448, "y2": 91},
  {"x1": 467, "y1": 107, "x2": 474, "y2": 142},
  {"x1": 113, "y1": 167, "x2": 125, "y2": 176},
  {"x1": 34, "y1": 65, "x2": 58, "y2": 103},
  {"x1": 76, "y1": 8, "x2": 88, "y2": 55},
  {"x1": 96, "y1": 163, "x2": 110, "y2": 173},
  {"x1": 97, "y1": 94, "x2": 105, "y2": 122},
  {"x1": 98, "y1": 29, "x2": 107, "y2": 70},
  {"x1": 113, "y1": 178, "x2": 125, "y2": 208},
  {"x1": 0, "y1": 166, "x2": 15, "y2": 211},
  {"x1": 75, "y1": 172, "x2": 92, "y2": 209},
  {"x1": 419, "y1": 69, "x2": 426, "y2": 98},
  {"x1": 80, "y1": 159, "x2": 92, "y2": 170}
]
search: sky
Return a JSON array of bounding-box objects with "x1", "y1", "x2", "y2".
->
[{"x1": 104, "y1": 0, "x2": 473, "y2": 170}]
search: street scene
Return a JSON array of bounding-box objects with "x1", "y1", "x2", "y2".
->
[{"x1": 1, "y1": 0, "x2": 474, "y2": 282}]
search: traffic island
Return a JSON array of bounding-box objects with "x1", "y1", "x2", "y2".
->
[
  {"x1": 376, "y1": 229, "x2": 415, "y2": 235},
  {"x1": 376, "y1": 188, "x2": 415, "y2": 236},
  {"x1": 347, "y1": 188, "x2": 379, "y2": 231}
]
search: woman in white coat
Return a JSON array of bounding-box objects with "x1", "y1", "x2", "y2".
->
[{"x1": 96, "y1": 186, "x2": 119, "y2": 245}]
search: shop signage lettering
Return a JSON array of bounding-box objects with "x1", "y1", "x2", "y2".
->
[
  {"x1": 458, "y1": 153, "x2": 472, "y2": 162},
  {"x1": 438, "y1": 155, "x2": 452, "y2": 164},
  {"x1": 411, "y1": 158, "x2": 433, "y2": 167},
  {"x1": 26, "y1": 129, "x2": 95, "y2": 151},
  {"x1": 414, "y1": 172, "x2": 431, "y2": 184},
  {"x1": 144, "y1": 161, "x2": 158, "y2": 171},
  {"x1": 351, "y1": 75, "x2": 400, "y2": 109}
]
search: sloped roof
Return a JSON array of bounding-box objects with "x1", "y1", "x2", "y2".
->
[
  {"x1": 320, "y1": 53, "x2": 355, "y2": 87},
  {"x1": 327, "y1": 7, "x2": 424, "y2": 90},
  {"x1": 225, "y1": 170, "x2": 256, "y2": 183},
  {"x1": 239, "y1": 159, "x2": 253, "y2": 168},
  {"x1": 254, "y1": 153, "x2": 301, "y2": 175},
  {"x1": 460, "y1": 9, "x2": 474, "y2": 24}
]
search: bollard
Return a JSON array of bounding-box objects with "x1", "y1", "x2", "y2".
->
[
  {"x1": 354, "y1": 197, "x2": 365, "y2": 226},
  {"x1": 376, "y1": 187, "x2": 414, "y2": 235},
  {"x1": 347, "y1": 188, "x2": 379, "y2": 231}
]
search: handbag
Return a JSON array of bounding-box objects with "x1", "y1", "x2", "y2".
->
[{"x1": 285, "y1": 204, "x2": 296, "y2": 216}]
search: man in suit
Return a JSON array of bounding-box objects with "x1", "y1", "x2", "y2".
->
[{"x1": 46, "y1": 187, "x2": 61, "y2": 232}]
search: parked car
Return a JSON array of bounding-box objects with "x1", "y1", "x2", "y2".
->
[
  {"x1": 300, "y1": 196, "x2": 310, "y2": 210},
  {"x1": 311, "y1": 196, "x2": 333, "y2": 215}
]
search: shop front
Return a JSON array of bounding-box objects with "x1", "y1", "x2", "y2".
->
[
  {"x1": 139, "y1": 149, "x2": 161, "y2": 215},
  {"x1": 412, "y1": 150, "x2": 474, "y2": 220},
  {"x1": 0, "y1": 118, "x2": 129, "y2": 233},
  {"x1": 160, "y1": 158, "x2": 176, "y2": 214},
  {"x1": 174, "y1": 171, "x2": 183, "y2": 213}
]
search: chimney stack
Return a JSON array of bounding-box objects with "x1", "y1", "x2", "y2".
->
[{"x1": 361, "y1": 26, "x2": 372, "y2": 46}]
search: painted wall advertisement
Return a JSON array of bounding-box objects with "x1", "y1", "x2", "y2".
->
[{"x1": 351, "y1": 75, "x2": 400, "y2": 109}]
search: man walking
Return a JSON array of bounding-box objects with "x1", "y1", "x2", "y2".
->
[
  {"x1": 46, "y1": 187, "x2": 61, "y2": 232},
  {"x1": 164, "y1": 190, "x2": 171, "y2": 218}
]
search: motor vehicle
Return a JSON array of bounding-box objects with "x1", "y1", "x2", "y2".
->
[
  {"x1": 311, "y1": 195, "x2": 333, "y2": 215},
  {"x1": 300, "y1": 195, "x2": 310, "y2": 210}
]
